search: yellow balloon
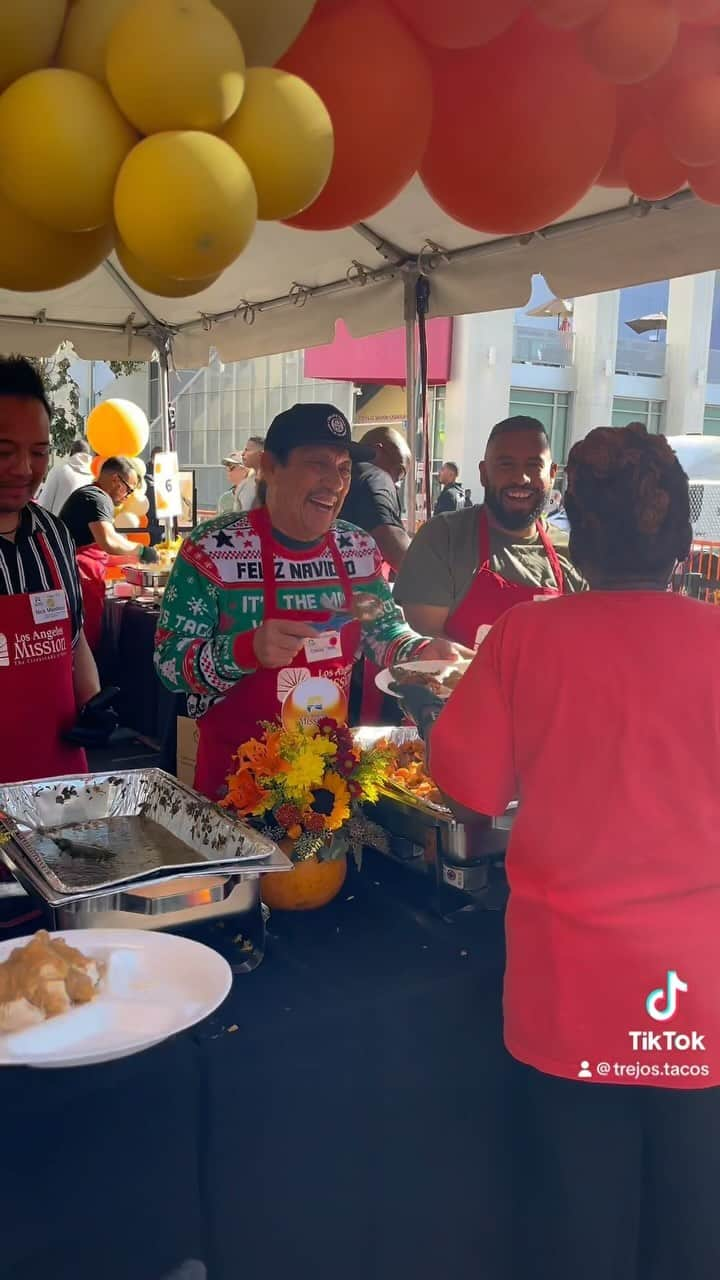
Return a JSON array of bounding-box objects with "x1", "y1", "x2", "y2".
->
[
  {"x1": 221, "y1": 68, "x2": 332, "y2": 221},
  {"x1": 214, "y1": 0, "x2": 316, "y2": 67},
  {"x1": 116, "y1": 238, "x2": 220, "y2": 298},
  {"x1": 0, "y1": 69, "x2": 136, "y2": 232},
  {"x1": 0, "y1": 192, "x2": 112, "y2": 291},
  {"x1": 114, "y1": 132, "x2": 257, "y2": 279},
  {"x1": 107, "y1": 0, "x2": 245, "y2": 134},
  {"x1": 87, "y1": 399, "x2": 150, "y2": 458},
  {"x1": 57, "y1": 0, "x2": 134, "y2": 85},
  {"x1": 0, "y1": 1, "x2": 67, "y2": 93}
]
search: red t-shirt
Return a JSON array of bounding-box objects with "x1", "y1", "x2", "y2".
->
[{"x1": 431, "y1": 592, "x2": 720, "y2": 1089}]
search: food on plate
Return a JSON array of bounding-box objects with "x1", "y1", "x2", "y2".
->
[
  {"x1": 389, "y1": 662, "x2": 466, "y2": 699},
  {"x1": 0, "y1": 931, "x2": 103, "y2": 1034},
  {"x1": 381, "y1": 738, "x2": 446, "y2": 808}
]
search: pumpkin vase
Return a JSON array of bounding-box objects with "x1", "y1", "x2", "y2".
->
[{"x1": 262, "y1": 841, "x2": 347, "y2": 911}]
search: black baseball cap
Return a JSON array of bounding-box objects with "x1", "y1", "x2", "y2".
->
[{"x1": 265, "y1": 404, "x2": 374, "y2": 461}]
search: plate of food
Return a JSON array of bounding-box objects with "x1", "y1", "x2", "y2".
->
[
  {"x1": 375, "y1": 659, "x2": 471, "y2": 701},
  {"x1": 0, "y1": 929, "x2": 232, "y2": 1068}
]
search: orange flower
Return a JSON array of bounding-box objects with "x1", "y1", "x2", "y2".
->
[
  {"x1": 286, "y1": 823, "x2": 302, "y2": 840},
  {"x1": 238, "y1": 731, "x2": 288, "y2": 778},
  {"x1": 225, "y1": 768, "x2": 271, "y2": 817}
]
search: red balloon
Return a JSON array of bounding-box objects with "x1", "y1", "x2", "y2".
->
[
  {"x1": 621, "y1": 126, "x2": 687, "y2": 199},
  {"x1": 281, "y1": 0, "x2": 432, "y2": 230},
  {"x1": 389, "y1": 0, "x2": 524, "y2": 48},
  {"x1": 530, "y1": 0, "x2": 607, "y2": 29},
  {"x1": 597, "y1": 85, "x2": 651, "y2": 185},
  {"x1": 674, "y1": 0, "x2": 720, "y2": 22},
  {"x1": 662, "y1": 76, "x2": 720, "y2": 166},
  {"x1": 690, "y1": 161, "x2": 720, "y2": 202},
  {"x1": 581, "y1": 0, "x2": 679, "y2": 84},
  {"x1": 647, "y1": 22, "x2": 720, "y2": 87},
  {"x1": 420, "y1": 17, "x2": 616, "y2": 234}
]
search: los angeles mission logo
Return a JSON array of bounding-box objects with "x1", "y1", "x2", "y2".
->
[{"x1": 1, "y1": 626, "x2": 68, "y2": 666}]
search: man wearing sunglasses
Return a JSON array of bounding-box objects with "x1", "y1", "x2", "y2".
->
[{"x1": 60, "y1": 455, "x2": 158, "y2": 652}]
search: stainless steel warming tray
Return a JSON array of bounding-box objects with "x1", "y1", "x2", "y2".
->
[{"x1": 0, "y1": 768, "x2": 278, "y2": 899}]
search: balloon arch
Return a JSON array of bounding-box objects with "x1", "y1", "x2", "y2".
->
[{"x1": 3, "y1": 1, "x2": 720, "y2": 523}]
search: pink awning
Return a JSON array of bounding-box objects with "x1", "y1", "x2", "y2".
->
[{"x1": 304, "y1": 317, "x2": 453, "y2": 385}]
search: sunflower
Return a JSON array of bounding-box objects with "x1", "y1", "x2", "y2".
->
[{"x1": 311, "y1": 770, "x2": 351, "y2": 832}]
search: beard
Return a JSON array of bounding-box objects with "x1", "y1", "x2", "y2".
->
[{"x1": 484, "y1": 482, "x2": 547, "y2": 532}]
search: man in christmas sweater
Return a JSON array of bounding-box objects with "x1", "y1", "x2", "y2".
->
[{"x1": 155, "y1": 404, "x2": 458, "y2": 800}]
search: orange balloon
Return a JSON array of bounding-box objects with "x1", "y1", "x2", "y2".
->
[
  {"x1": 280, "y1": 0, "x2": 431, "y2": 230},
  {"x1": 530, "y1": 0, "x2": 607, "y2": 29},
  {"x1": 388, "y1": 0, "x2": 524, "y2": 49},
  {"x1": 91, "y1": 455, "x2": 106, "y2": 478},
  {"x1": 139, "y1": 514, "x2": 149, "y2": 529},
  {"x1": 621, "y1": 126, "x2": 687, "y2": 200},
  {"x1": 420, "y1": 17, "x2": 616, "y2": 234},
  {"x1": 690, "y1": 161, "x2": 720, "y2": 202},
  {"x1": 662, "y1": 77, "x2": 720, "y2": 167},
  {"x1": 581, "y1": 0, "x2": 679, "y2": 84}
]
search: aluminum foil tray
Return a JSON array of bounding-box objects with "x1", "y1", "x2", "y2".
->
[
  {"x1": 352, "y1": 726, "x2": 453, "y2": 817},
  {"x1": 0, "y1": 769, "x2": 276, "y2": 897}
]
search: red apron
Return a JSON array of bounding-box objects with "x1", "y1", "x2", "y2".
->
[
  {"x1": 445, "y1": 508, "x2": 565, "y2": 648},
  {"x1": 76, "y1": 544, "x2": 108, "y2": 654},
  {"x1": 0, "y1": 533, "x2": 87, "y2": 785},
  {"x1": 360, "y1": 558, "x2": 392, "y2": 725},
  {"x1": 194, "y1": 508, "x2": 362, "y2": 802}
]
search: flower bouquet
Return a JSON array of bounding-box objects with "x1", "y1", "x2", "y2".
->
[{"x1": 222, "y1": 719, "x2": 392, "y2": 909}]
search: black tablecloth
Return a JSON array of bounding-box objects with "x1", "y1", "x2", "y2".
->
[
  {"x1": 2, "y1": 855, "x2": 510, "y2": 1280},
  {"x1": 99, "y1": 599, "x2": 181, "y2": 751}
]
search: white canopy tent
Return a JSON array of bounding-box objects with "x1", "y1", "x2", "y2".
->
[{"x1": 3, "y1": 180, "x2": 720, "y2": 523}]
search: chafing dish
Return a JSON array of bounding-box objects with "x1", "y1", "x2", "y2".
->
[
  {"x1": 123, "y1": 564, "x2": 173, "y2": 590},
  {"x1": 0, "y1": 770, "x2": 290, "y2": 965},
  {"x1": 354, "y1": 727, "x2": 514, "y2": 903}
]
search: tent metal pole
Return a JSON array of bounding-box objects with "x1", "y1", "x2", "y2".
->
[
  {"x1": 404, "y1": 273, "x2": 418, "y2": 534},
  {"x1": 157, "y1": 338, "x2": 175, "y2": 542}
]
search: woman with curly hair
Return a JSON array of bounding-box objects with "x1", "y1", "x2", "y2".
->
[{"x1": 431, "y1": 424, "x2": 720, "y2": 1279}]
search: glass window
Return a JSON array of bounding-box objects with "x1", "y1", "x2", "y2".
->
[
  {"x1": 508, "y1": 388, "x2": 571, "y2": 461},
  {"x1": 612, "y1": 397, "x2": 664, "y2": 433},
  {"x1": 704, "y1": 404, "x2": 720, "y2": 437}
]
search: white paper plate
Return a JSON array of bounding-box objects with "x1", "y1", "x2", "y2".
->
[
  {"x1": 375, "y1": 659, "x2": 470, "y2": 700},
  {"x1": 0, "y1": 929, "x2": 232, "y2": 1069}
]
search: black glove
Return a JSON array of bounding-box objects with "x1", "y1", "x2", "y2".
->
[
  {"x1": 63, "y1": 687, "x2": 120, "y2": 749},
  {"x1": 140, "y1": 545, "x2": 160, "y2": 565},
  {"x1": 388, "y1": 682, "x2": 444, "y2": 742}
]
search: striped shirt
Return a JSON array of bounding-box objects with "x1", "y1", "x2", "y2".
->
[{"x1": 0, "y1": 502, "x2": 83, "y2": 645}]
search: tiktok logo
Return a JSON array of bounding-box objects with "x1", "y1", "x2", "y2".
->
[{"x1": 645, "y1": 970, "x2": 688, "y2": 1022}]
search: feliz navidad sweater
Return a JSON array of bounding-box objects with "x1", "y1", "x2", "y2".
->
[{"x1": 154, "y1": 513, "x2": 428, "y2": 716}]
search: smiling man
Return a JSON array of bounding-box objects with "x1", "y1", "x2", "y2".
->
[
  {"x1": 0, "y1": 356, "x2": 102, "y2": 784},
  {"x1": 395, "y1": 416, "x2": 586, "y2": 647},
  {"x1": 155, "y1": 404, "x2": 458, "y2": 800}
]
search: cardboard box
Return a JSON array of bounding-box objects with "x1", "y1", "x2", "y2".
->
[{"x1": 176, "y1": 716, "x2": 200, "y2": 788}]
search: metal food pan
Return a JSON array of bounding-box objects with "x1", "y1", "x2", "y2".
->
[{"x1": 0, "y1": 769, "x2": 277, "y2": 898}]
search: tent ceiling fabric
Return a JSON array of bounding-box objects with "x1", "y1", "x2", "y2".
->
[{"x1": 0, "y1": 178, "x2": 717, "y2": 367}]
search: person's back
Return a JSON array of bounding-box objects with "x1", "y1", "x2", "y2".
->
[{"x1": 38, "y1": 447, "x2": 92, "y2": 516}]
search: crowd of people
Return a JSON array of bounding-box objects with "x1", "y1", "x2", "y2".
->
[{"x1": 1, "y1": 352, "x2": 719, "y2": 1278}]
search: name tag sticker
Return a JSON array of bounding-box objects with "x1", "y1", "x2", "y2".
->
[
  {"x1": 30, "y1": 590, "x2": 68, "y2": 625},
  {"x1": 304, "y1": 631, "x2": 342, "y2": 663},
  {"x1": 533, "y1": 594, "x2": 559, "y2": 603}
]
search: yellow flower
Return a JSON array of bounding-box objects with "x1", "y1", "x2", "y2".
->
[
  {"x1": 282, "y1": 734, "x2": 336, "y2": 800},
  {"x1": 316, "y1": 771, "x2": 351, "y2": 832}
]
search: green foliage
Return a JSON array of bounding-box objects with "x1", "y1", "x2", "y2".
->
[{"x1": 29, "y1": 353, "x2": 144, "y2": 455}]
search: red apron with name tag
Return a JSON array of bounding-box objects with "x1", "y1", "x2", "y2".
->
[
  {"x1": 194, "y1": 507, "x2": 361, "y2": 802},
  {"x1": 0, "y1": 533, "x2": 87, "y2": 785},
  {"x1": 445, "y1": 507, "x2": 565, "y2": 648}
]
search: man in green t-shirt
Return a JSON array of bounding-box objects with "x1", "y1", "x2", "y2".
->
[{"x1": 395, "y1": 416, "x2": 585, "y2": 646}]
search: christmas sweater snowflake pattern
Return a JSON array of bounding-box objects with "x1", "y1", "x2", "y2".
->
[{"x1": 154, "y1": 513, "x2": 427, "y2": 716}]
